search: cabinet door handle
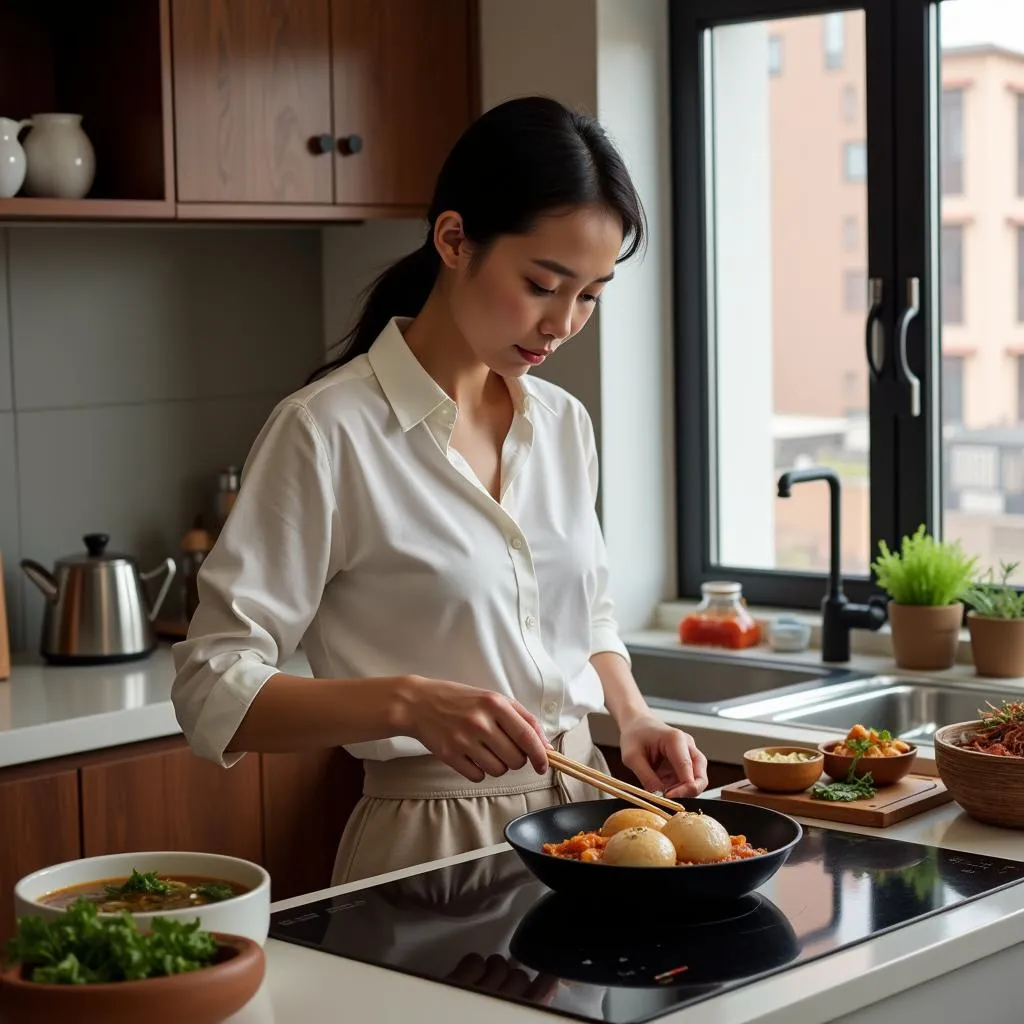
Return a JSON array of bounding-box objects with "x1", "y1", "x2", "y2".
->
[
  {"x1": 310, "y1": 134, "x2": 335, "y2": 155},
  {"x1": 865, "y1": 277, "x2": 885, "y2": 380},
  {"x1": 337, "y1": 134, "x2": 363, "y2": 156},
  {"x1": 895, "y1": 277, "x2": 921, "y2": 417}
]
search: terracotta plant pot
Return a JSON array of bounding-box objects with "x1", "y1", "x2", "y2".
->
[
  {"x1": 0, "y1": 934, "x2": 264, "y2": 1024},
  {"x1": 966, "y1": 612, "x2": 1024, "y2": 679},
  {"x1": 887, "y1": 602, "x2": 963, "y2": 671}
]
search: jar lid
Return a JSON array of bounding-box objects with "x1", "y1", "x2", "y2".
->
[{"x1": 701, "y1": 580, "x2": 742, "y2": 596}]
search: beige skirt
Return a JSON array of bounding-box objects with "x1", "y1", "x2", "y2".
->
[{"x1": 331, "y1": 717, "x2": 609, "y2": 885}]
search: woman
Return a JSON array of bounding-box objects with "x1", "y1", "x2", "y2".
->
[{"x1": 172, "y1": 95, "x2": 709, "y2": 885}]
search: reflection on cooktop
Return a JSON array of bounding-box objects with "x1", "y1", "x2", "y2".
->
[{"x1": 269, "y1": 826, "x2": 1024, "y2": 1024}]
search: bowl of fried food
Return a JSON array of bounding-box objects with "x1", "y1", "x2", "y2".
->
[
  {"x1": 818, "y1": 724, "x2": 916, "y2": 786},
  {"x1": 742, "y1": 746, "x2": 824, "y2": 793}
]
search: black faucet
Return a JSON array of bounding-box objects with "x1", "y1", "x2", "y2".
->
[{"x1": 776, "y1": 467, "x2": 887, "y2": 663}]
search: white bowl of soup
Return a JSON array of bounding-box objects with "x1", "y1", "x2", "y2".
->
[{"x1": 14, "y1": 851, "x2": 271, "y2": 946}]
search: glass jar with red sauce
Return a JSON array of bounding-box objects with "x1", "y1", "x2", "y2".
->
[{"x1": 679, "y1": 581, "x2": 761, "y2": 650}]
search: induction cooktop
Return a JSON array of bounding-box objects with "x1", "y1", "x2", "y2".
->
[{"x1": 268, "y1": 827, "x2": 1024, "y2": 1023}]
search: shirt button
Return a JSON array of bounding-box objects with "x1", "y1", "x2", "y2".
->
[
  {"x1": 510, "y1": 536, "x2": 523, "y2": 550},
  {"x1": 522, "y1": 397, "x2": 532, "y2": 413},
  {"x1": 524, "y1": 614, "x2": 536, "y2": 629}
]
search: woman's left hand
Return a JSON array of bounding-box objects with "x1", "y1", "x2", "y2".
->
[{"x1": 618, "y1": 716, "x2": 709, "y2": 799}]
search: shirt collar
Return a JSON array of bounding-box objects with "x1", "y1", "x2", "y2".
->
[{"x1": 367, "y1": 316, "x2": 557, "y2": 429}]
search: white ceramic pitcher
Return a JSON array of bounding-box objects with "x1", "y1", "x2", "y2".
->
[
  {"x1": 0, "y1": 117, "x2": 28, "y2": 199},
  {"x1": 22, "y1": 113, "x2": 96, "y2": 199}
]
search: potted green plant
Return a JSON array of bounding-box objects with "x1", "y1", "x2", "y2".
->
[
  {"x1": 870, "y1": 525, "x2": 977, "y2": 671},
  {"x1": 964, "y1": 562, "x2": 1024, "y2": 678}
]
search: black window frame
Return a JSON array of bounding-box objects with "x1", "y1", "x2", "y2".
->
[{"x1": 670, "y1": 0, "x2": 935, "y2": 610}]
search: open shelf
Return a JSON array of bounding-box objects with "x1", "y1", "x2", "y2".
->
[{"x1": 0, "y1": 0, "x2": 173, "y2": 207}]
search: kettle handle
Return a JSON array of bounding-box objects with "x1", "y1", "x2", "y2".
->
[{"x1": 139, "y1": 557, "x2": 177, "y2": 622}]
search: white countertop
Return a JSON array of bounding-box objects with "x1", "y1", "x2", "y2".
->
[{"x1": 226, "y1": 796, "x2": 1024, "y2": 1024}]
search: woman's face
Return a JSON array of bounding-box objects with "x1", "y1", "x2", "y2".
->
[{"x1": 437, "y1": 204, "x2": 624, "y2": 376}]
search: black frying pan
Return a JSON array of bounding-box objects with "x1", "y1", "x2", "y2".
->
[{"x1": 504, "y1": 797, "x2": 802, "y2": 904}]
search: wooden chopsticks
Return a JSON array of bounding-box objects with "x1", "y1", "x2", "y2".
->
[{"x1": 547, "y1": 750, "x2": 687, "y2": 820}]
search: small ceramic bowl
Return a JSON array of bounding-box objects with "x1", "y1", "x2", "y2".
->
[
  {"x1": 0, "y1": 933, "x2": 264, "y2": 1024},
  {"x1": 14, "y1": 851, "x2": 271, "y2": 946},
  {"x1": 818, "y1": 739, "x2": 917, "y2": 786},
  {"x1": 742, "y1": 746, "x2": 824, "y2": 793}
]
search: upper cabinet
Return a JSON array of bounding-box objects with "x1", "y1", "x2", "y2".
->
[
  {"x1": 171, "y1": 0, "x2": 475, "y2": 214},
  {"x1": 0, "y1": 0, "x2": 477, "y2": 222}
]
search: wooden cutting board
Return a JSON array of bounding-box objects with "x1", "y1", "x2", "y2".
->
[{"x1": 721, "y1": 774, "x2": 952, "y2": 827}]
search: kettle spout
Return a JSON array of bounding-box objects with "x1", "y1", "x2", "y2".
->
[{"x1": 20, "y1": 559, "x2": 59, "y2": 602}]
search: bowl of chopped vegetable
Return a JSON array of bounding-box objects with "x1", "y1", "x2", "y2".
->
[
  {"x1": 13, "y1": 851, "x2": 270, "y2": 946},
  {"x1": 0, "y1": 898, "x2": 265, "y2": 1024},
  {"x1": 742, "y1": 746, "x2": 824, "y2": 793},
  {"x1": 818, "y1": 724, "x2": 917, "y2": 787}
]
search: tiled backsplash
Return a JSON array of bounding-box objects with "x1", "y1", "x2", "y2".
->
[{"x1": 0, "y1": 225, "x2": 324, "y2": 654}]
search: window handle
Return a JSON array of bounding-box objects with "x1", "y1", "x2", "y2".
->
[
  {"x1": 896, "y1": 277, "x2": 921, "y2": 417},
  {"x1": 865, "y1": 277, "x2": 885, "y2": 379}
]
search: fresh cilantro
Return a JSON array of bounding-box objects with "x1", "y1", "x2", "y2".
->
[
  {"x1": 194, "y1": 882, "x2": 234, "y2": 902},
  {"x1": 811, "y1": 772, "x2": 877, "y2": 802},
  {"x1": 5, "y1": 898, "x2": 218, "y2": 985},
  {"x1": 104, "y1": 868, "x2": 173, "y2": 899}
]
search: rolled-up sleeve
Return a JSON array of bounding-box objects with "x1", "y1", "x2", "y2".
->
[
  {"x1": 578, "y1": 406, "x2": 631, "y2": 668},
  {"x1": 171, "y1": 400, "x2": 344, "y2": 767}
]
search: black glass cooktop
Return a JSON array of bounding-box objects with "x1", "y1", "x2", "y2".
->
[{"x1": 268, "y1": 827, "x2": 1024, "y2": 1023}]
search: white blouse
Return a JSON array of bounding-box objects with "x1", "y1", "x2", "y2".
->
[{"x1": 171, "y1": 317, "x2": 631, "y2": 767}]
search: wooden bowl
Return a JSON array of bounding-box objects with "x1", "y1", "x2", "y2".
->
[
  {"x1": 742, "y1": 747, "x2": 824, "y2": 793},
  {"x1": 0, "y1": 934, "x2": 264, "y2": 1024},
  {"x1": 818, "y1": 739, "x2": 916, "y2": 786},
  {"x1": 935, "y1": 721, "x2": 1024, "y2": 829}
]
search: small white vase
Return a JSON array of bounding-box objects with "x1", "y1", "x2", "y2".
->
[
  {"x1": 22, "y1": 113, "x2": 96, "y2": 199},
  {"x1": 0, "y1": 117, "x2": 28, "y2": 199}
]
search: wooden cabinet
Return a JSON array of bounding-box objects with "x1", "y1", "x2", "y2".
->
[
  {"x1": 80, "y1": 737, "x2": 263, "y2": 863},
  {"x1": 0, "y1": 762, "x2": 81, "y2": 946},
  {"x1": 171, "y1": 0, "x2": 475, "y2": 213},
  {"x1": 261, "y1": 748, "x2": 364, "y2": 901},
  {"x1": 172, "y1": 0, "x2": 335, "y2": 205},
  {"x1": 330, "y1": 0, "x2": 473, "y2": 207}
]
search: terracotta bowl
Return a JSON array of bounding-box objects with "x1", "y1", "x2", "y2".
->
[
  {"x1": 818, "y1": 739, "x2": 916, "y2": 786},
  {"x1": 742, "y1": 747, "x2": 824, "y2": 793},
  {"x1": 0, "y1": 933, "x2": 264, "y2": 1024},
  {"x1": 935, "y1": 721, "x2": 1024, "y2": 829}
]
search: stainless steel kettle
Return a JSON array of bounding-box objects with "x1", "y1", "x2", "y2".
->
[{"x1": 21, "y1": 533, "x2": 176, "y2": 664}]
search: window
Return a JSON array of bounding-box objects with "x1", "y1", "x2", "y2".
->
[
  {"x1": 843, "y1": 216, "x2": 858, "y2": 251},
  {"x1": 1018, "y1": 94, "x2": 1024, "y2": 198},
  {"x1": 823, "y1": 12, "x2": 844, "y2": 70},
  {"x1": 940, "y1": 89, "x2": 964, "y2": 195},
  {"x1": 941, "y1": 225, "x2": 963, "y2": 325},
  {"x1": 1018, "y1": 226, "x2": 1024, "y2": 322},
  {"x1": 843, "y1": 142, "x2": 867, "y2": 182},
  {"x1": 768, "y1": 34, "x2": 783, "y2": 76},
  {"x1": 841, "y1": 85, "x2": 857, "y2": 124},
  {"x1": 943, "y1": 356, "x2": 964, "y2": 427},
  {"x1": 844, "y1": 270, "x2": 866, "y2": 312},
  {"x1": 672, "y1": 0, "x2": 1024, "y2": 608}
]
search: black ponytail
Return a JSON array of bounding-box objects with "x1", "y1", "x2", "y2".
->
[{"x1": 310, "y1": 95, "x2": 646, "y2": 383}]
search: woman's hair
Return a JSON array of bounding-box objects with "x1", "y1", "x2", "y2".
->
[{"x1": 309, "y1": 95, "x2": 646, "y2": 382}]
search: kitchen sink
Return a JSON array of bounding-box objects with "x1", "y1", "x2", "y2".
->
[
  {"x1": 717, "y1": 674, "x2": 1022, "y2": 743},
  {"x1": 627, "y1": 644, "x2": 860, "y2": 711}
]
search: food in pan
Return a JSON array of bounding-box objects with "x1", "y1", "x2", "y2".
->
[
  {"x1": 955, "y1": 701, "x2": 1024, "y2": 758},
  {"x1": 599, "y1": 808, "x2": 667, "y2": 837},
  {"x1": 543, "y1": 808, "x2": 767, "y2": 866},
  {"x1": 832, "y1": 724, "x2": 911, "y2": 758}
]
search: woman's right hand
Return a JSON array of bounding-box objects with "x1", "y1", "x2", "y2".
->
[{"x1": 395, "y1": 676, "x2": 550, "y2": 782}]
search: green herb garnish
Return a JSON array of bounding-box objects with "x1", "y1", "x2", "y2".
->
[
  {"x1": 104, "y1": 868, "x2": 173, "y2": 899},
  {"x1": 977, "y1": 699, "x2": 1024, "y2": 728},
  {"x1": 194, "y1": 882, "x2": 234, "y2": 902},
  {"x1": 5, "y1": 898, "x2": 218, "y2": 985},
  {"x1": 811, "y1": 736, "x2": 879, "y2": 802}
]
